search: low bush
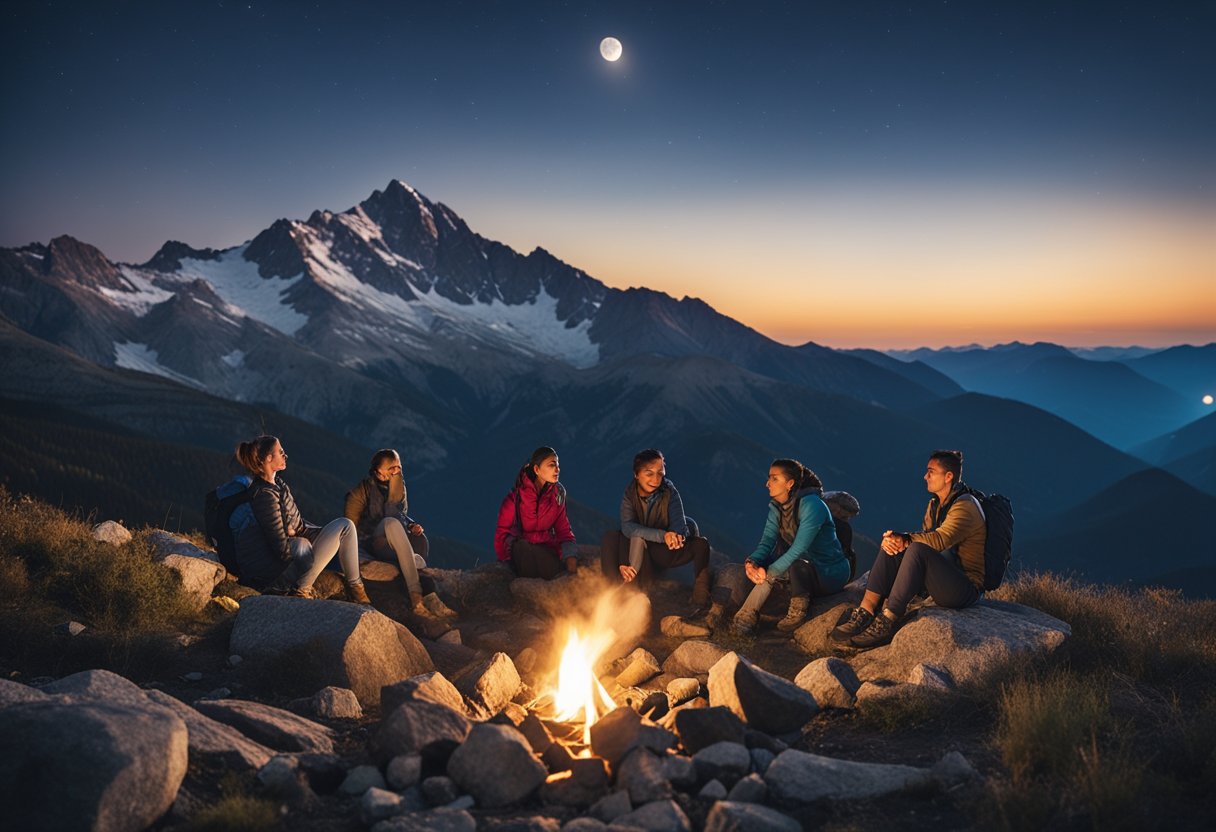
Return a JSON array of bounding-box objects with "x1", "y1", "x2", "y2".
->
[{"x1": 995, "y1": 669, "x2": 1109, "y2": 785}]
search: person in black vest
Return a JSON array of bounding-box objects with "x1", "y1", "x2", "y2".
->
[{"x1": 600, "y1": 449, "x2": 711, "y2": 610}]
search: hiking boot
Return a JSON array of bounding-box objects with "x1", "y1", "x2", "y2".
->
[
  {"x1": 776, "y1": 596, "x2": 810, "y2": 633},
  {"x1": 849, "y1": 610, "x2": 898, "y2": 650},
  {"x1": 288, "y1": 585, "x2": 318, "y2": 600},
  {"x1": 422, "y1": 592, "x2": 458, "y2": 620},
  {"x1": 829, "y1": 606, "x2": 874, "y2": 643},
  {"x1": 730, "y1": 608, "x2": 758, "y2": 637},
  {"x1": 691, "y1": 569, "x2": 711, "y2": 607},
  {"x1": 345, "y1": 581, "x2": 372, "y2": 605}
]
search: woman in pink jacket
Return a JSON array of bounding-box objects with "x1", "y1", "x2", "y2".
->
[{"x1": 494, "y1": 446, "x2": 578, "y2": 579}]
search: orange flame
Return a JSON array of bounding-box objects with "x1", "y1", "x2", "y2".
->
[{"x1": 551, "y1": 623, "x2": 617, "y2": 746}]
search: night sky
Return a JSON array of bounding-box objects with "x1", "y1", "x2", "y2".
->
[{"x1": 3, "y1": 1, "x2": 1213, "y2": 348}]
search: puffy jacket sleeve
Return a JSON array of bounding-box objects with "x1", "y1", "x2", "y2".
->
[
  {"x1": 251, "y1": 483, "x2": 291, "y2": 560},
  {"x1": 621, "y1": 489, "x2": 664, "y2": 543},
  {"x1": 553, "y1": 490, "x2": 577, "y2": 559},
  {"x1": 910, "y1": 497, "x2": 985, "y2": 553},
  {"x1": 665, "y1": 483, "x2": 691, "y2": 538},
  {"x1": 747, "y1": 505, "x2": 779, "y2": 567},
  {"x1": 344, "y1": 481, "x2": 367, "y2": 526},
  {"x1": 767, "y1": 498, "x2": 829, "y2": 578},
  {"x1": 493, "y1": 491, "x2": 518, "y2": 562}
]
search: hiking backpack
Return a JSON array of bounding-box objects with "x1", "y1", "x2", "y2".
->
[
  {"x1": 203, "y1": 475, "x2": 253, "y2": 575},
  {"x1": 958, "y1": 487, "x2": 1015, "y2": 591}
]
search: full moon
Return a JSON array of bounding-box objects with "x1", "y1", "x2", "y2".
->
[
  {"x1": 600, "y1": 36, "x2": 622, "y2": 62},
  {"x1": 1204, "y1": 394, "x2": 1214, "y2": 405}
]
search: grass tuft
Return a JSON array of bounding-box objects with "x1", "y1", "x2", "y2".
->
[
  {"x1": 995, "y1": 670, "x2": 1108, "y2": 784},
  {"x1": 181, "y1": 796, "x2": 281, "y2": 832}
]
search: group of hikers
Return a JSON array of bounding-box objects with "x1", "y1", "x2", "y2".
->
[{"x1": 218, "y1": 436, "x2": 990, "y2": 651}]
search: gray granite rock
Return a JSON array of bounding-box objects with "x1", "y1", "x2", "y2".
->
[
  {"x1": 793, "y1": 657, "x2": 860, "y2": 710},
  {"x1": 663, "y1": 641, "x2": 729, "y2": 678},
  {"x1": 704, "y1": 801, "x2": 800, "y2": 832},
  {"x1": 193, "y1": 698, "x2": 334, "y2": 753},
  {"x1": 764, "y1": 749, "x2": 929, "y2": 805},
  {"x1": 373, "y1": 700, "x2": 471, "y2": 763},
  {"x1": 692, "y1": 741, "x2": 751, "y2": 787},
  {"x1": 446, "y1": 723, "x2": 547, "y2": 808},
  {"x1": 707, "y1": 653, "x2": 817, "y2": 735}
]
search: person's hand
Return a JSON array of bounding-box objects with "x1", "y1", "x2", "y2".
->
[
  {"x1": 619, "y1": 564, "x2": 637, "y2": 582},
  {"x1": 881, "y1": 531, "x2": 909, "y2": 555},
  {"x1": 744, "y1": 561, "x2": 766, "y2": 585},
  {"x1": 664, "y1": 531, "x2": 685, "y2": 550},
  {"x1": 408, "y1": 522, "x2": 424, "y2": 535},
  {"x1": 565, "y1": 557, "x2": 579, "y2": 575}
]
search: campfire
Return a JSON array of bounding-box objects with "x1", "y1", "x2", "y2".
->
[{"x1": 551, "y1": 624, "x2": 617, "y2": 746}]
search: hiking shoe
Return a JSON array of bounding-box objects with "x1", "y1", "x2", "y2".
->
[
  {"x1": 345, "y1": 581, "x2": 372, "y2": 605},
  {"x1": 288, "y1": 585, "x2": 318, "y2": 600},
  {"x1": 829, "y1": 606, "x2": 874, "y2": 642},
  {"x1": 730, "y1": 608, "x2": 758, "y2": 637},
  {"x1": 848, "y1": 611, "x2": 898, "y2": 650},
  {"x1": 776, "y1": 596, "x2": 810, "y2": 633},
  {"x1": 422, "y1": 592, "x2": 458, "y2": 620}
]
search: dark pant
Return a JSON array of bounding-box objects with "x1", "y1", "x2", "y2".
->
[
  {"x1": 599, "y1": 530, "x2": 711, "y2": 603},
  {"x1": 510, "y1": 540, "x2": 564, "y2": 580},
  {"x1": 787, "y1": 558, "x2": 824, "y2": 599},
  {"x1": 866, "y1": 542, "x2": 980, "y2": 618}
]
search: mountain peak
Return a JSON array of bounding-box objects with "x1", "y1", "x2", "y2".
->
[
  {"x1": 45, "y1": 235, "x2": 129, "y2": 291},
  {"x1": 142, "y1": 240, "x2": 221, "y2": 272}
]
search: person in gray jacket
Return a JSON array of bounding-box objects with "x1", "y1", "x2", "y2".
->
[{"x1": 600, "y1": 449, "x2": 711, "y2": 609}]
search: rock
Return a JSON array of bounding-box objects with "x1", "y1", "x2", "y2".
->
[
  {"x1": 41, "y1": 668, "x2": 154, "y2": 708},
  {"x1": 791, "y1": 603, "x2": 853, "y2": 655},
  {"x1": 660, "y1": 615, "x2": 711, "y2": 638},
  {"x1": 54, "y1": 620, "x2": 86, "y2": 636},
  {"x1": 707, "y1": 653, "x2": 818, "y2": 735},
  {"x1": 201, "y1": 687, "x2": 232, "y2": 700},
  {"x1": 362, "y1": 787, "x2": 406, "y2": 823},
  {"x1": 612, "y1": 798, "x2": 692, "y2": 832},
  {"x1": 227, "y1": 654, "x2": 243, "y2": 667},
  {"x1": 374, "y1": 700, "x2": 471, "y2": 763},
  {"x1": 0, "y1": 699, "x2": 187, "y2": 832},
  {"x1": 161, "y1": 554, "x2": 227, "y2": 610},
  {"x1": 92, "y1": 520, "x2": 132, "y2": 545},
  {"x1": 908, "y1": 663, "x2": 955, "y2": 691},
  {"x1": 340, "y1": 764, "x2": 387, "y2": 796},
  {"x1": 725, "y1": 773, "x2": 766, "y2": 803},
  {"x1": 495, "y1": 701, "x2": 530, "y2": 725},
  {"x1": 589, "y1": 707, "x2": 677, "y2": 765},
  {"x1": 663, "y1": 641, "x2": 729, "y2": 678},
  {"x1": 297, "y1": 752, "x2": 346, "y2": 794},
  {"x1": 445, "y1": 795, "x2": 475, "y2": 811},
  {"x1": 847, "y1": 599, "x2": 1071, "y2": 686},
  {"x1": 438, "y1": 629, "x2": 463, "y2": 645},
  {"x1": 209, "y1": 595, "x2": 240, "y2": 614},
  {"x1": 230, "y1": 595, "x2": 433, "y2": 706},
  {"x1": 421, "y1": 776, "x2": 460, "y2": 806},
  {"x1": 313, "y1": 686, "x2": 363, "y2": 719},
  {"x1": 713, "y1": 563, "x2": 751, "y2": 606},
  {"x1": 182, "y1": 672, "x2": 204, "y2": 682},
  {"x1": 616, "y1": 648, "x2": 662, "y2": 688},
  {"x1": 793, "y1": 657, "x2": 860, "y2": 710},
  {"x1": 519, "y1": 713, "x2": 555, "y2": 754},
  {"x1": 693, "y1": 741, "x2": 751, "y2": 787},
  {"x1": 508, "y1": 570, "x2": 609, "y2": 620},
  {"x1": 749, "y1": 748, "x2": 775, "y2": 775},
  {"x1": 931, "y1": 751, "x2": 979, "y2": 787},
  {"x1": 371, "y1": 808, "x2": 477, "y2": 832},
  {"x1": 638, "y1": 691, "x2": 669, "y2": 721},
  {"x1": 589, "y1": 789, "x2": 632, "y2": 822},
  {"x1": 144, "y1": 690, "x2": 274, "y2": 769},
  {"x1": 764, "y1": 749, "x2": 929, "y2": 805},
  {"x1": 0, "y1": 679, "x2": 50, "y2": 708},
  {"x1": 661, "y1": 754, "x2": 696, "y2": 789},
  {"x1": 542, "y1": 741, "x2": 576, "y2": 774},
  {"x1": 362, "y1": 560, "x2": 401, "y2": 581},
  {"x1": 194, "y1": 699, "x2": 335, "y2": 753},
  {"x1": 539, "y1": 757, "x2": 610, "y2": 808},
  {"x1": 699, "y1": 779, "x2": 727, "y2": 799},
  {"x1": 471, "y1": 629, "x2": 512, "y2": 652},
  {"x1": 447, "y1": 723, "x2": 547, "y2": 808},
  {"x1": 515, "y1": 646, "x2": 539, "y2": 679},
  {"x1": 147, "y1": 530, "x2": 216, "y2": 561},
  {"x1": 704, "y1": 801, "x2": 800, "y2": 832},
  {"x1": 386, "y1": 754, "x2": 423, "y2": 789},
  {"x1": 744, "y1": 730, "x2": 787, "y2": 754},
  {"x1": 673, "y1": 706, "x2": 745, "y2": 755},
  {"x1": 454, "y1": 652, "x2": 521, "y2": 719},
  {"x1": 563, "y1": 819, "x2": 609, "y2": 832},
  {"x1": 382, "y1": 671, "x2": 467, "y2": 715},
  {"x1": 256, "y1": 755, "x2": 315, "y2": 807},
  {"x1": 855, "y1": 681, "x2": 918, "y2": 704},
  {"x1": 489, "y1": 818, "x2": 559, "y2": 832},
  {"x1": 667, "y1": 678, "x2": 701, "y2": 705},
  {"x1": 617, "y1": 749, "x2": 673, "y2": 804}
]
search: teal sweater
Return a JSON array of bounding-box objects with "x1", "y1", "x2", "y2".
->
[{"x1": 747, "y1": 490, "x2": 849, "y2": 589}]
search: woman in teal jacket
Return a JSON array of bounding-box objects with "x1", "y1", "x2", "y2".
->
[{"x1": 731, "y1": 458, "x2": 849, "y2": 636}]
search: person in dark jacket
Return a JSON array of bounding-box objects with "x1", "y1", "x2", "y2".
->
[
  {"x1": 232, "y1": 434, "x2": 369, "y2": 603},
  {"x1": 600, "y1": 449, "x2": 711, "y2": 608},
  {"x1": 494, "y1": 446, "x2": 577, "y2": 579},
  {"x1": 344, "y1": 449, "x2": 455, "y2": 622},
  {"x1": 731, "y1": 458, "x2": 850, "y2": 636}
]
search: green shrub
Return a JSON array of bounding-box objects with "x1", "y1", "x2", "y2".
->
[
  {"x1": 995, "y1": 670, "x2": 1108, "y2": 784},
  {"x1": 1074, "y1": 734, "x2": 1145, "y2": 832}
]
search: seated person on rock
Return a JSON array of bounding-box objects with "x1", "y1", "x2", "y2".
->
[
  {"x1": 599, "y1": 448, "x2": 711, "y2": 611},
  {"x1": 232, "y1": 434, "x2": 369, "y2": 603},
  {"x1": 832, "y1": 449, "x2": 985, "y2": 650},
  {"x1": 494, "y1": 446, "x2": 578, "y2": 580},
  {"x1": 731, "y1": 459, "x2": 850, "y2": 636},
  {"x1": 344, "y1": 448, "x2": 455, "y2": 623}
]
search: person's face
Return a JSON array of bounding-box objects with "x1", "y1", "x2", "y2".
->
[
  {"x1": 635, "y1": 459, "x2": 665, "y2": 495},
  {"x1": 375, "y1": 454, "x2": 402, "y2": 482},
  {"x1": 264, "y1": 441, "x2": 288, "y2": 474},
  {"x1": 767, "y1": 466, "x2": 795, "y2": 501},
  {"x1": 533, "y1": 454, "x2": 560, "y2": 485},
  {"x1": 924, "y1": 460, "x2": 953, "y2": 493}
]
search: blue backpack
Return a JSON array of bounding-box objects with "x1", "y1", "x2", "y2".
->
[{"x1": 203, "y1": 475, "x2": 254, "y2": 575}]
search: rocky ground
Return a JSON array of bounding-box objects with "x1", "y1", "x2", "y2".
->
[{"x1": 0, "y1": 525, "x2": 1075, "y2": 832}]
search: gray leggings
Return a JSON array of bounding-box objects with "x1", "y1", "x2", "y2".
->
[
  {"x1": 283, "y1": 517, "x2": 362, "y2": 590},
  {"x1": 368, "y1": 517, "x2": 427, "y2": 595}
]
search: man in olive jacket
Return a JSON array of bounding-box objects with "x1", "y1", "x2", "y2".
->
[{"x1": 831, "y1": 449, "x2": 986, "y2": 650}]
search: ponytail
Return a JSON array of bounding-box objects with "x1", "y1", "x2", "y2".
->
[
  {"x1": 518, "y1": 446, "x2": 557, "y2": 486},
  {"x1": 771, "y1": 458, "x2": 822, "y2": 492},
  {"x1": 236, "y1": 435, "x2": 279, "y2": 474}
]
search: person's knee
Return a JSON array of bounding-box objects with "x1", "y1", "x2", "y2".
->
[
  {"x1": 336, "y1": 517, "x2": 356, "y2": 537},
  {"x1": 904, "y1": 542, "x2": 935, "y2": 563},
  {"x1": 288, "y1": 537, "x2": 312, "y2": 560}
]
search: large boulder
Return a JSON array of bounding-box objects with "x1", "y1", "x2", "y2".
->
[
  {"x1": 193, "y1": 699, "x2": 335, "y2": 753},
  {"x1": 145, "y1": 690, "x2": 275, "y2": 770},
  {"x1": 147, "y1": 530, "x2": 218, "y2": 562},
  {"x1": 674, "y1": 706, "x2": 745, "y2": 754},
  {"x1": 662, "y1": 641, "x2": 730, "y2": 678},
  {"x1": 229, "y1": 596, "x2": 433, "y2": 706},
  {"x1": 0, "y1": 699, "x2": 188, "y2": 831},
  {"x1": 846, "y1": 599, "x2": 1071, "y2": 685},
  {"x1": 764, "y1": 749, "x2": 929, "y2": 805},
  {"x1": 447, "y1": 723, "x2": 547, "y2": 808},
  {"x1": 707, "y1": 653, "x2": 818, "y2": 735},
  {"x1": 41, "y1": 668, "x2": 154, "y2": 708},
  {"x1": 0, "y1": 679, "x2": 50, "y2": 708}
]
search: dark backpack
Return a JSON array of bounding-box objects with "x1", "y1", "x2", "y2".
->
[
  {"x1": 204, "y1": 475, "x2": 253, "y2": 575},
  {"x1": 955, "y1": 487, "x2": 1015, "y2": 591}
]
